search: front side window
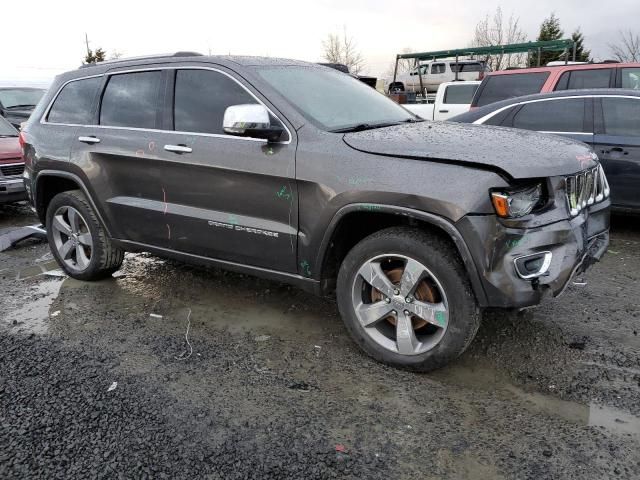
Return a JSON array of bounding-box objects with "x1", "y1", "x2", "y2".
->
[
  {"x1": 475, "y1": 73, "x2": 550, "y2": 107},
  {"x1": 443, "y1": 84, "x2": 479, "y2": 104},
  {"x1": 257, "y1": 66, "x2": 414, "y2": 131},
  {"x1": 100, "y1": 71, "x2": 162, "y2": 129},
  {"x1": 47, "y1": 77, "x2": 101, "y2": 124},
  {"x1": 621, "y1": 68, "x2": 640, "y2": 90},
  {"x1": 173, "y1": 69, "x2": 257, "y2": 135},
  {"x1": 512, "y1": 98, "x2": 585, "y2": 132},
  {"x1": 602, "y1": 97, "x2": 640, "y2": 136}
]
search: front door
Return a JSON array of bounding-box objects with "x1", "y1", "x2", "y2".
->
[{"x1": 594, "y1": 96, "x2": 640, "y2": 210}]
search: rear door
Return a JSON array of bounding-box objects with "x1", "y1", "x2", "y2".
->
[
  {"x1": 593, "y1": 96, "x2": 640, "y2": 210},
  {"x1": 155, "y1": 67, "x2": 298, "y2": 272},
  {"x1": 507, "y1": 97, "x2": 593, "y2": 145}
]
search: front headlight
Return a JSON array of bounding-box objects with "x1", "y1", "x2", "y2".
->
[{"x1": 490, "y1": 184, "x2": 543, "y2": 218}]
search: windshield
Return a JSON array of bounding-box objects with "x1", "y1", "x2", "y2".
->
[
  {"x1": 257, "y1": 66, "x2": 415, "y2": 131},
  {"x1": 0, "y1": 115, "x2": 18, "y2": 136},
  {"x1": 0, "y1": 88, "x2": 45, "y2": 109}
]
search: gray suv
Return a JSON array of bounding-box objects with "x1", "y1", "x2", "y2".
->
[{"x1": 22, "y1": 53, "x2": 610, "y2": 371}]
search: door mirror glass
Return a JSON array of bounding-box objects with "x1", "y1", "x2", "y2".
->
[{"x1": 223, "y1": 104, "x2": 283, "y2": 142}]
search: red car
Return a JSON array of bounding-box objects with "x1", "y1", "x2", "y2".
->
[
  {"x1": 0, "y1": 115, "x2": 26, "y2": 204},
  {"x1": 471, "y1": 62, "x2": 640, "y2": 108}
]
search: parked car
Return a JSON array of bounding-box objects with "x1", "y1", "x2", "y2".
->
[
  {"x1": 318, "y1": 62, "x2": 377, "y2": 88},
  {"x1": 471, "y1": 62, "x2": 640, "y2": 108},
  {"x1": 0, "y1": 115, "x2": 27, "y2": 204},
  {"x1": 402, "y1": 81, "x2": 480, "y2": 121},
  {"x1": 22, "y1": 54, "x2": 610, "y2": 371},
  {"x1": 0, "y1": 87, "x2": 46, "y2": 129},
  {"x1": 388, "y1": 60, "x2": 488, "y2": 93},
  {"x1": 452, "y1": 89, "x2": 640, "y2": 213}
]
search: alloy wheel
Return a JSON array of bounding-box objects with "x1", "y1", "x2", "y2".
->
[{"x1": 51, "y1": 206, "x2": 93, "y2": 271}]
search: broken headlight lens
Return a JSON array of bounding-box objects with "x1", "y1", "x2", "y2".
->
[{"x1": 490, "y1": 184, "x2": 543, "y2": 218}]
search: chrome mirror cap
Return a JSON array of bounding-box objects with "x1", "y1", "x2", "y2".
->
[{"x1": 223, "y1": 104, "x2": 270, "y2": 135}]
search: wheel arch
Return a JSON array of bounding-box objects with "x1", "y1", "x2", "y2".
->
[
  {"x1": 315, "y1": 204, "x2": 488, "y2": 306},
  {"x1": 35, "y1": 170, "x2": 111, "y2": 236}
]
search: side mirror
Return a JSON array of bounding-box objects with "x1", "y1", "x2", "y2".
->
[{"x1": 223, "y1": 104, "x2": 283, "y2": 143}]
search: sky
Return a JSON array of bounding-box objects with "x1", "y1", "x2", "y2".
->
[{"x1": 2, "y1": 0, "x2": 638, "y2": 85}]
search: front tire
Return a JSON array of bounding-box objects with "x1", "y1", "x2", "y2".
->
[
  {"x1": 46, "y1": 190, "x2": 124, "y2": 280},
  {"x1": 336, "y1": 227, "x2": 480, "y2": 372}
]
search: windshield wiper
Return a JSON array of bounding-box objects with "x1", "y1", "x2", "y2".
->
[
  {"x1": 330, "y1": 121, "x2": 410, "y2": 133},
  {"x1": 6, "y1": 104, "x2": 36, "y2": 110},
  {"x1": 0, "y1": 134, "x2": 18, "y2": 138}
]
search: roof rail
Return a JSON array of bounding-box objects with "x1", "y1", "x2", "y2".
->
[{"x1": 79, "y1": 51, "x2": 203, "y2": 68}]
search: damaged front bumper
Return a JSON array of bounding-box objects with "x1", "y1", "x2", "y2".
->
[{"x1": 457, "y1": 199, "x2": 610, "y2": 309}]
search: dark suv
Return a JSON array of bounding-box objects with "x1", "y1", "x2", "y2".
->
[{"x1": 22, "y1": 53, "x2": 610, "y2": 371}]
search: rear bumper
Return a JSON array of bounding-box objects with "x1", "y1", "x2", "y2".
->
[
  {"x1": 457, "y1": 200, "x2": 610, "y2": 309},
  {"x1": 0, "y1": 177, "x2": 27, "y2": 204}
]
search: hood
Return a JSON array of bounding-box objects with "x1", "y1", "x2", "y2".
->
[
  {"x1": 0, "y1": 137, "x2": 22, "y2": 162},
  {"x1": 342, "y1": 121, "x2": 597, "y2": 179}
]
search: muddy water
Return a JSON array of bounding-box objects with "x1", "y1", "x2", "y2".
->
[{"x1": 2, "y1": 222, "x2": 640, "y2": 478}]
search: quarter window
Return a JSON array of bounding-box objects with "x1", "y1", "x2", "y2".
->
[
  {"x1": 475, "y1": 73, "x2": 550, "y2": 107},
  {"x1": 47, "y1": 77, "x2": 101, "y2": 124},
  {"x1": 602, "y1": 97, "x2": 640, "y2": 136},
  {"x1": 512, "y1": 98, "x2": 586, "y2": 132},
  {"x1": 443, "y1": 84, "x2": 479, "y2": 104},
  {"x1": 100, "y1": 71, "x2": 162, "y2": 129},
  {"x1": 621, "y1": 68, "x2": 640, "y2": 90},
  {"x1": 174, "y1": 69, "x2": 258, "y2": 135}
]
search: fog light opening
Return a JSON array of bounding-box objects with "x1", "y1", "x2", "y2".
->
[{"x1": 514, "y1": 251, "x2": 552, "y2": 280}]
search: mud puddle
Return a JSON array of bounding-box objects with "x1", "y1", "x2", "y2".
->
[{"x1": 4, "y1": 278, "x2": 64, "y2": 334}]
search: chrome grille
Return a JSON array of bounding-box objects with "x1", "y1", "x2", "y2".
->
[
  {"x1": 0, "y1": 163, "x2": 25, "y2": 177},
  {"x1": 565, "y1": 164, "x2": 609, "y2": 216}
]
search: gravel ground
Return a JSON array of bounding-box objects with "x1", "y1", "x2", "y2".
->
[{"x1": 1, "y1": 202, "x2": 639, "y2": 479}]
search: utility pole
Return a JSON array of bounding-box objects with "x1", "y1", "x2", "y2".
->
[{"x1": 85, "y1": 33, "x2": 91, "y2": 57}]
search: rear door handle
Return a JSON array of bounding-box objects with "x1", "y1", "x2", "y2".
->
[
  {"x1": 439, "y1": 110, "x2": 449, "y2": 113},
  {"x1": 164, "y1": 144, "x2": 192, "y2": 154},
  {"x1": 78, "y1": 136, "x2": 100, "y2": 144}
]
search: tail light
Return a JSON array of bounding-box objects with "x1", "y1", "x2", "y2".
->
[{"x1": 18, "y1": 131, "x2": 26, "y2": 160}]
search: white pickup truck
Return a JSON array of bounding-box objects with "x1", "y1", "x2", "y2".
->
[
  {"x1": 388, "y1": 60, "x2": 488, "y2": 93},
  {"x1": 401, "y1": 81, "x2": 480, "y2": 121}
]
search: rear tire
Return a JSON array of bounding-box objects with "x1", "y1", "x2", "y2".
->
[
  {"x1": 336, "y1": 227, "x2": 480, "y2": 372},
  {"x1": 46, "y1": 190, "x2": 124, "y2": 280}
]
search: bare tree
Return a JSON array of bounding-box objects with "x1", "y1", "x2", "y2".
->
[
  {"x1": 385, "y1": 47, "x2": 415, "y2": 78},
  {"x1": 609, "y1": 30, "x2": 640, "y2": 62},
  {"x1": 472, "y1": 7, "x2": 527, "y2": 71},
  {"x1": 109, "y1": 50, "x2": 123, "y2": 60},
  {"x1": 322, "y1": 27, "x2": 365, "y2": 75}
]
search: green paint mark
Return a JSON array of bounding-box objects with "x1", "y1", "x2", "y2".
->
[
  {"x1": 276, "y1": 186, "x2": 293, "y2": 201},
  {"x1": 360, "y1": 204, "x2": 383, "y2": 212},
  {"x1": 300, "y1": 260, "x2": 312, "y2": 277},
  {"x1": 435, "y1": 311, "x2": 446, "y2": 326},
  {"x1": 228, "y1": 214, "x2": 239, "y2": 225}
]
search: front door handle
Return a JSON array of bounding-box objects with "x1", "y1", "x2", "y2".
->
[
  {"x1": 78, "y1": 136, "x2": 100, "y2": 144},
  {"x1": 601, "y1": 147, "x2": 628, "y2": 156},
  {"x1": 164, "y1": 144, "x2": 192, "y2": 154},
  {"x1": 439, "y1": 110, "x2": 449, "y2": 113}
]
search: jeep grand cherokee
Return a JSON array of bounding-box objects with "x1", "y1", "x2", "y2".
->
[{"x1": 21, "y1": 53, "x2": 610, "y2": 371}]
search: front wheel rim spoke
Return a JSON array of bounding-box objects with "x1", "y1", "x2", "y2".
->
[
  {"x1": 75, "y1": 245, "x2": 90, "y2": 269},
  {"x1": 59, "y1": 239, "x2": 74, "y2": 259},
  {"x1": 53, "y1": 215, "x2": 72, "y2": 236},
  {"x1": 78, "y1": 233, "x2": 92, "y2": 246},
  {"x1": 396, "y1": 311, "x2": 419, "y2": 355},
  {"x1": 356, "y1": 301, "x2": 394, "y2": 327},
  {"x1": 406, "y1": 301, "x2": 448, "y2": 328},
  {"x1": 68, "y1": 208, "x2": 80, "y2": 233},
  {"x1": 358, "y1": 262, "x2": 395, "y2": 298},
  {"x1": 399, "y1": 258, "x2": 426, "y2": 297}
]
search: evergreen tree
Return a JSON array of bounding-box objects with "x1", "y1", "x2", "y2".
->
[
  {"x1": 83, "y1": 47, "x2": 107, "y2": 64},
  {"x1": 529, "y1": 14, "x2": 563, "y2": 67},
  {"x1": 571, "y1": 29, "x2": 591, "y2": 62}
]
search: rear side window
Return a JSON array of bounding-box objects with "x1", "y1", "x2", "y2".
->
[
  {"x1": 443, "y1": 84, "x2": 479, "y2": 104},
  {"x1": 431, "y1": 63, "x2": 446, "y2": 74},
  {"x1": 602, "y1": 97, "x2": 640, "y2": 136},
  {"x1": 474, "y1": 73, "x2": 549, "y2": 107},
  {"x1": 100, "y1": 71, "x2": 162, "y2": 129},
  {"x1": 450, "y1": 63, "x2": 484, "y2": 73},
  {"x1": 512, "y1": 98, "x2": 586, "y2": 132},
  {"x1": 173, "y1": 69, "x2": 258, "y2": 135},
  {"x1": 555, "y1": 69, "x2": 612, "y2": 90},
  {"x1": 47, "y1": 77, "x2": 101, "y2": 124},
  {"x1": 621, "y1": 68, "x2": 640, "y2": 90}
]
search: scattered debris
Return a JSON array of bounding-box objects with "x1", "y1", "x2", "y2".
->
[
  {"x1": 107, "y1": 382, "x2": 118, "y2": 392},
  {"x1": 50, "y1": 310, "x2": 61, "y2": 318},
  {"x1": 314, "y1": 345, "x2": 322, "y2": 357},
  {"x1": 335, "y1": 444, "x2": 347, "y2": 453},
  {"x1": 287, "y1": 381, "x2": 316, "y2": 392},
  {"x1": 0, "y1": 224, "x2": 47, "y2": 252},
  {"x1": 254, "y1": 335, "x2": 271, "y2": 342},
  {"x1": 44, "y1": 270, "x2": 67, "y2": 278},
  {"x1": 149, "y1": 313, "x2": 163, "y2": 319},
  {"x1": 175, "y1": 308, "x2": 193, "y2": 361}
]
